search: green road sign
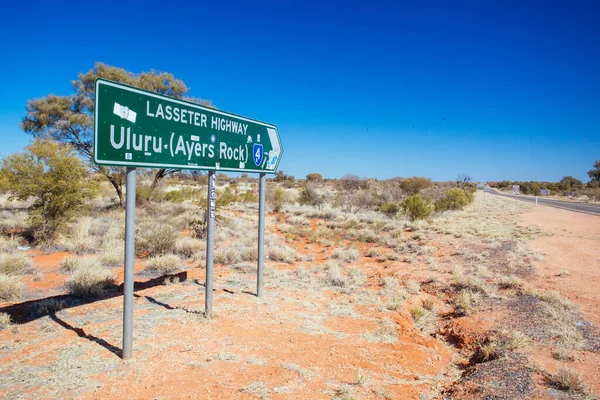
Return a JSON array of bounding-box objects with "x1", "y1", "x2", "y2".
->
[{"x1": 94, "y1": 78, "x2": 282, "y2": 173}]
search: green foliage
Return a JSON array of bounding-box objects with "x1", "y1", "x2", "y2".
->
[
  {"x1": 379, "y1": 203, "x2": 400, "y2": 217},
  {"x1": 435, "y1": 188, "x2": 472, "y2": 212},
  {"x1": 274, "y1": 170, "x2": 295, "y2": 182},
  {"x1": 1, "y1": 139, "x2": 96, "y2": 243},
  {"x1": 136, "y1": 222, "x2": 177, "y2": 256},
  {"x1": 401, "y1": 195, "x2": 433, "y2": 221},
  {"x1": 399, "y1": 176, "x2": 433, "y2": 195}
]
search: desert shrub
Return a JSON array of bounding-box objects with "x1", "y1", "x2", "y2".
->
[
  {"x1": 435, "y1": 188, "x2": 472, "y2": 212},
  {"x1": 65, "y1": 266, "x2": 116, "y2": 298},
  {"x1": 453, "y1": 289, "x2": 480, "y2": 315},
  {"x1": 550, "y1": 367, "x2": 586, "y2": 393},
  {"x1": 298, "y1": 184, "x2": 326, "y2": 210},
  {"x1": 214, "y1": 247, "x2": 242, "y2": 265},
  {"x1": 174, "y1": 236, "x2": 203, "y2": 257},
  {"x1": 99, "y1": 246, "x2": 123, "y2": 267},
  {"x1": 331, "y1": 247, "x2": 360, "y2": 263},
  {"x1": 0, "y1": 312, "x2": 12, "y2": 329},
  {"x1": 0, "y1": 274, "x2": 24, "y2": 300},
  {"x1": 164, "y1": 186, "x2": 202, "y2": 203},
  {"x1": 60, "y1": 256, "x2": 102, "y2": 273},
  {"x1": 136, "y1": 222, "x2": 177, "y2": 256},
  {"x1": 267, "y1": 245, "x2": 296, "y2": 263},
  {"x1": 0, "y1": 139, "x2": 96, "y2": 243},
  {"x1": 0, "y1": 253, "x2": 33, "y2": 275},
  {"x1": 136, "y1": 184, "x2": 165, "y2": 204},
  {"x1": 399, "y1": 177, "x2": 433, "y2": 195},
  {"x1": 410, "y1": 306, "x2": 426, "y2": 321},
  {"x1": 306, "y1": 173, "x2": 323, "y2": 182},
  {"x1": 0, "y1": 237, "x2": 19, "y2": 253},
  {"x1": 379, "y1": 203, "x2": 400, "y2": 217},
  {"x1": 267, "y1": 186, "x2": 286, "y2": 212},
  {"x1": 143, "y1": 254, "x2": 180, "y2": 274},
  {"x1": 365, "y1": 248, "x2": 379, "y2": 258},
  {"x1": 401, "y1": 195, "x2": 433, "y2": 221},
  {"x1": 324, "y1": 262, "x2": 349, "y2": 287}
]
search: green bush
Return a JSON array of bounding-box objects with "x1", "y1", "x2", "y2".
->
[
  {"x1": 164, "y1": 187, "x2": 202, "y2": 203},
  {"x1": 0, "y1": 139, "x2": 97, "y2": 243},
  {"x1": 380, "y1": 203, "x2": 400, "y2": 217},
  {"x1": 298, "y1": 184, "x2": 326, "y2": 209},
  {"x1": 435, "y1": 188, "x2": 472, "y2": 212},
  {"x1": 401, "y1": 195, "x2": 433, "y2": 221}
]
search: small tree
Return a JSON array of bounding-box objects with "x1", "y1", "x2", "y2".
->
[
  {"x1": 267, "y1": 186, "x2": 286, "y2": 212},
  {"x1": 1, "y1": 140, "x2": 96, "y2": 243},
  {"x1": 401, "y1": 195, "x2": 433, "y2": 221}
]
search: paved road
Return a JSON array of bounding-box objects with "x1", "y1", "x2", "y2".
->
[{"x1": 484, "y1": 188, "x2": 600, "y2": 216}]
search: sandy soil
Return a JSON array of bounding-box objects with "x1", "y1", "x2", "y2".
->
[{"x1": 520, "y1": 205, "x2": 600, "y2": 394}]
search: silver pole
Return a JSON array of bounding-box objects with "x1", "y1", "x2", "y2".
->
[
  {"x1": 122, "y1": 167, "x2": 136, "y2": 359},
  {"x1": 205, "y1": 171, "x2": 216, "y2": 315},
  {"x1": 257, "y1": 173, "x2": 266, "y2": 297}
]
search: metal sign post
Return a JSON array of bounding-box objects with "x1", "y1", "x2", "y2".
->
[
  {"x1": 205, "y1": 171, "x2": 216, "y2": 315},
  {"x1": 122, "y1": 167, "x2": 136, "y2": 359},
  {"x1": 257, "y1": 173, "x2": 266, "y2": 297}
]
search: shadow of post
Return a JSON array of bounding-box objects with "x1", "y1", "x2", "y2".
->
[
  {"x1": 49, "y1": 313, "x2": 122, "y2": 357},
  {"x1": 0, "y1": 271, "x2": 189, "y2": 325}
]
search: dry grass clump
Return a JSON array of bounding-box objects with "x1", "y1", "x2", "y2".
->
[
  {"x1": 348, "y1": 266, "x2": 365, "y2": 287},
  {"x1": 60, "y1": 256, "x2": 101, "y2": 273},
  {"x1": 550, "y1": 367, "x2": 586, "y2": 393},
  {"x1": 287, "y1": 215, "x2": 310, "y2": 225},
  {"x1": 366, "y1": 319, "x2": 397, "y2": 343},
  {"x1": 422, "y1": 297, "x2": 435, "y2": 311},
  {"x1": 136, "y1": 222, "x2": 177, "y2": 256},
  {"x1": 527, "y1": 288, "x2": 574, "y2": 310},
  {"x1": 0, "y1": 253, "x2": 33, "y2": 276},
  {"x1": 381, "y1": 276, "x2": 398, "y2": 294},
  {"x1": 453, "y1": 289, "x2": 480, "y2": 315},
  {"x1": 267, "y1": 245, "x2": 296, "y2": 263},
  {"x1": 0, "y1": 274, "x2": 24, "y2": 300},
  {"x1": 410, "y1": 306, "x2": 426, "y2": 322},
  {"x1": 143, "y1": 254, "x2": 180, "y2": 274},
  {"x1": 0, "y1": 237, "x2": 19, "y2": 253},
  {"x1": 214, "y1": 247, "x2": 242, "y2": 265},
  {"x1": 508, "y1": 330, "x2": 532, "y2": 350},
  {"x1": 405, "y1": 279, "x2": 421, "y2": 294},
  {"x1": 324, "y1": 262, "x2": 349, "y2": 288},
  {"x1": 64, "y1": 266, "x2": 116, "y2": 298},
  {"x1": 497, "y1": 275, "x2": 523, "y2": 289},
  {"x1": 365, "y1": 248, "x2": 379, "y2": 258},
  {"x1": 552, "y1": 349, "x2": 576, "y2": 362},
  {"x1": 452, "y1": 267, "x2": 489, "y2": 294},
  {"x1": 296, "y1": 264, "x2": 311, "y2": 281},
  {"x1": 0, "y1": 312, "x2": 12, "y2": 329},
  {"x1": 330, "y1": 247, "x2": 360, "y2": 263},
  {"x1": 99, "y1": 245, "x2": 123, "y2": 267},
  {"x1": 174, "y1": 236, "x2": 204, "y2": 258}
]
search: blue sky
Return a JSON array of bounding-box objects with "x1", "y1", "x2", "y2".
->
[{"x1": 1, "y1": 1, "x2": 598, "y2": 182}]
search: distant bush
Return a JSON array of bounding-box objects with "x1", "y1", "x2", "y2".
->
[
  {"x1": 164, "y1": 187, "x2": 202, "y2": 203},
  {"x1": 379, "y1": 203, "x2": 400, "y2": 217},
  {"x1": 435, "y1": 188, "x2": 472, "y2": 212},
  {"x1": 306, "y1": 173, "x2": 323, "y2": 182},
  {"x1": 298, "y1": 184, "x2": 326, "y2": 209},
  {"x1": 59, "y1": 256, "x2": 101, "y2": 273},
  {"x1": 174, "y1": 236, "x2": 203, "y2": 257},
  {"x1": 401, "y1": 195, "x2": 433, "y2": 221},
  {"x1": 399, "y1": 177, "x2": 433, "y2": 195},
  {"x1": 136, "y1": 184, "x2": 165, "y2": 204}
]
